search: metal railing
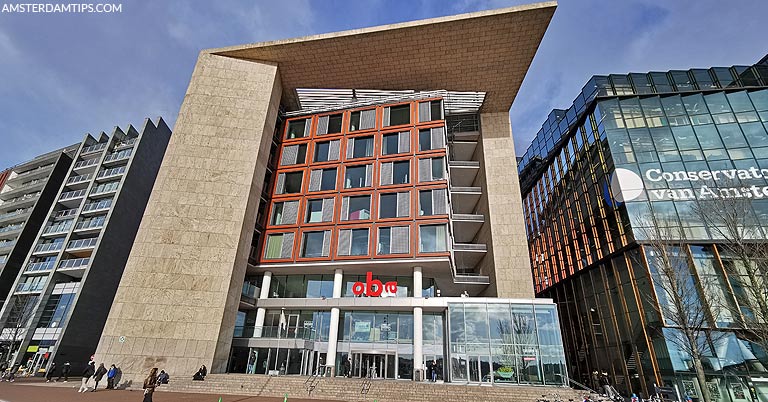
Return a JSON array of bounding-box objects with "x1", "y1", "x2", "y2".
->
[
  {"x1": 43, "y1": 221, "x2": 72, "y2": 234},
  {"x1": 90, "y1": 181, "x2": 119, "y2": 195},
  {"x1": 11, "y1": 163, "x2": 54, "y2": 179},
  {"x1": 104, "y1": 148, "x2": 132, "y2": 163},
  {"x1": 53, "y1": 208, "x2": 78, "y2": 219},
  {"x1": 74, "y1": 217, "x2": 105, "y2": 231},
  {"x1": 4, "y1": 192, "x2": 40, "y2": 205},
  {"x1": 16, "y1": 281, "x2": 46, "y2": 293},
  {"x1": 113, "y1": 137, "x2": 137, "y2": 150},
  {"x1": 59, "y1": 257, "x2": 89, "y2": 269},
  {"x1": 66, "y1": 237, "x2": 98, "y2": 250},
  {"x1": 233, "y1": 326, "x2": 319, "y2": 340},
  {"x1": 59, "y1": 189, "x2": 86, "y2": 201},
  {"x1": 0, "y1": 208, "x2": 31, "y2": 221},
  {"x1": 33, "y1": 242, "x2": 63, "y2": 253},
  {"x1": 97, "y1": 166, "x2": 125, "y2": 179},
  {"x1": 0, "y1": 240, "x2": 16, "y2": 249},
  {"x1": 25, "y1": 260, "x2": 56, "y2": 273},
  {"x1": 0, "y1": 223, "x2": 24, "y2": 234},
  {"x1": 82, "y1": 199, "x2": 112, "y2": 213},
  {"x1": 80, "y1": 142, "x2": 107, "y2": 155},
  {"x1": 73, "y1": 158, "x2": 99, "y2": 169},
  {"x1": 66, "y1": 173, "x2": 92, "y2": 185}
]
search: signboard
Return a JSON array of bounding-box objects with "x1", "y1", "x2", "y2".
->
[
  {"x1": 354, "y1": 321, "x2": 371, "y2": 333},
  {"x1": 303, "y1": 321, "x2": 313, "y2": 328},
  {"x1": 610, "y1": 166, "x2": 768, "y2": 203},
  {"x1": 26, "y1": 346, "x2": 39, "y2": 353},
  {"x1": 351, "y1": 272, "x2": 397, "y2": 297}
]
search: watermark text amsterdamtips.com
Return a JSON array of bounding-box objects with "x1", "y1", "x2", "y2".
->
[{"x1": 2, "y1": 3, "x2": 122, "y2": 13}]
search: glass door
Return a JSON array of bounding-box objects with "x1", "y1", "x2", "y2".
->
[
  {"x1": 287, "y1": 314, "x2": 300, "y2": 338},
  {"x1": 451, "y1": 354, "x2": 468, "y2": 382}
]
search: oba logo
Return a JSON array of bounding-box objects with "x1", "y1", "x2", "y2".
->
[
  {"x1": 352, "y1": 272, "x2": 398, "y2": 297},
  {"x1": 609, "y1": 168, "x2": 645, "y2": 203}
]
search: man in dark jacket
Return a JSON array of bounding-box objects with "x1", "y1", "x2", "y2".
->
[
  {"x1": 46, "y1": 362, "x2": 57, "y2": 382},
  {"x1": 92, "y1": 363, "x2": 107, "y2": 391},
  {"x1": 106, "y1": 364, "x2": 117, "y2": 389},
  {"x1": 78, "y1": 361, "x2": 95, "y2": 392},
  {"x1": 58, "y1": 362, "x2": 71, "y2": 382}
]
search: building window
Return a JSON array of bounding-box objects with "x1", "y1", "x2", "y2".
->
[
  {"x1": 276, "y1": 171, "x2": 303, "y2": 194},
  {"x1": 314, "y1": 140, "x2": 340, "y2": 162},
  {"x1": 350, "y1": 109, "x2": 376, "y2": 131},
  {"x1": 380, "y1": 160, "x2": 410, "y2": 185},
  {"x1": 286, "y1": 119, "x2": 309, "y2": 139},
  {"x1": 344, "y1": 165, "x2": 372, "y2": 188},
  {"x1": 347, "y1": 136, "x2": 374, "y2": 159},
  {"x1": 301, "y1": 230, "x2": 330, "y2": 258},
  {"x1": 308, "y1": 168, "x2": 337, "y2": 192},
  {"x1": 305, "y1": 198, "x2": 334, "y2": 223},
  {"x1": 382, "y1": 131, "x2": 410, "y2": 155},
  {"x1": 419, "y1": 189, "x2": 447, "y2": 216},
  {"x1": 280, "y1": 144, "x2": 307, "y2": 166},
  {"x1": 418, "y1": 100, "x2": 443, "y2": 122},
  {"x1": 419, "y1": 127, "x2": 445, "y2": 151},
  {"x1": 378, "y1": 226, "x2": 410, "y2": 255},
  {"x1": 271, "y1": 200, "x2": 299, "y2": 225},
  {"x1": 379, "y1": 192, "x2": 410, "y2": 219},
  {"x1": 384, "y1": 104, "x2": 410, "y2": 126},
  {"x1": 418, "y1": 157, "x2": 445, "y2": 182},
  {"x1": 264, "y1": 233, "x2": 294, "y2": 259},
  {"x1": 338, "y1": 228, "x2": 369, "y2": 256},
  {"x1": 317, "y1": 113, "x2": 343, "y2": 135},
  {"x1": 419, "y1": 224, "x2": 447, "y2": 253},
  {"x1": 341, "y1": 195, "x2": 370, "y2": 221}
]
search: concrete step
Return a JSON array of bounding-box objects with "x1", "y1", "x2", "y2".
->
[{"x1": 155, "y1": 374, "x2": 585, "y2": 402}]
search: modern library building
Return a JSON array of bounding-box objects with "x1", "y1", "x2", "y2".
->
[
  {"x1": 519, "y1": 58, "x2": 768, "y2": 401},
  {"x1": 93, "y1": 2, "x2": 571, "y2": 386}
]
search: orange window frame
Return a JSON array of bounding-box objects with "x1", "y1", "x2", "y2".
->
[
  {"x1": 371, "y1": 222, "x2": 415, "y2": 260},
  {"x1": 337, "y1": 191, "x2": 374, "y2": 224},
  {"x1": 265, "y1": 196, "x2": 304, "y2": 229},
  {"x1": 301, "y1": 196, "x2": 336, "y2": 228},
  {"x1": 342, "y1": 132, "x2": 378, "y2": 164},
  {"x1": 415, "y1": 97, "x2": 445, "y2": 124},
  {"x1": 376, "y1": 155, "x2": 413, "y2": 190},
  {"x1": 260, "y1": 229, "x2": 300, "y2": 263},
  {"x1": 346, "y1": 107, "x2": 378, "y2": 135},
  {"x1": 332, "y1": 222, "x2": 374, "y2": 260},
  {"x1": 381, "y1": 101, "x2": 413, "y2": 131},
  {"x1": 414, "y1": 184, "x2": 449, "y2": 220},
  {"x1": 295, "y1": 226, "x2": 335, "y2": 262},
  {"x1": 375, "y1": 188, "x2": 413, "y2": 222},
  {"x1": 379, "y1": 127, "x2": 415, "y2": 160},
  {"x1": 415, "y1": 219, "x2": 451, "y2": 257},
  {"x1": 340, "y1": 162, "x2": 375, "y2": 192},
  {"x1": 283, "y1": 116, "x2": 314, "y2": 143}
]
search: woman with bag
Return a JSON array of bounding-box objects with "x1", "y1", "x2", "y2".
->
[{"x1": 142, "y1": 368, "x2": 158, "y2": 402}]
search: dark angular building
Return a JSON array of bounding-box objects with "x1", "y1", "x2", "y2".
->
[{"x1": 519, "y1": 58, "x2": 768, "y2": 401}]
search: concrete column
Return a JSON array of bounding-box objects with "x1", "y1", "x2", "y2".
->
[
  {"x1": 254, "y1": 271, "x2": 272, "y2": 337},
  {"x1": 326, "y1": 268, "x2": 343, "y2": 376},
  {"x1": 413, "y1": 306, "x2": 423, "y2": 381},
  {"x1": 413, "y1": 266, "x2": 422, "y2": 298}
]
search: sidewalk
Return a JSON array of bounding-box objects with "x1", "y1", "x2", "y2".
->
[{"x1": 0, "y1": 378, "x2": 328, "y2": 402}]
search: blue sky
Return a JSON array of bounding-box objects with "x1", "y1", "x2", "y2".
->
[{"x1": 0, "y1": 0, "x2": 766, "y2": 168}]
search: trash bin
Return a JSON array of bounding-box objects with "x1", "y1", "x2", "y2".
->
[{"x1": 415, "y1": 369, "x2": 424, "y2": 382}]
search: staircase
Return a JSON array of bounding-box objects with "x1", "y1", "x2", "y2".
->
[{"x1": 157, "y1": 373, "x2": 584, "y2": 402}]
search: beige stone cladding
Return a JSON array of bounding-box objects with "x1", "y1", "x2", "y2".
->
[
  {"x1": 476, "y1": 112, "x2": 534, "y2": 298},
  {"x1": 93, "y1": 53, "x2": 282, "y2": 382}
]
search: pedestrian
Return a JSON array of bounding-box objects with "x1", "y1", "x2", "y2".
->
[
  {"x1": 8, "y1": 363, "x2": 20, "y2": 382},
  {"x1": 46, "y1": 362, "x2": 57, "y2": 382},
  {"x1": 200, "y1": 364, "x2": 207, "y2": 378},
  {"x1": 78, "y1": 361, "x2": 95, "y2": 392},
  {"x1": 58, "y1": 361, "x2": 71, "y2": 382},
  {"x1": 157, "y1": 369, "x2": 169, "y2": 385},
  {"x1": 0, "y1": 361, "x2": 7, "y2": 381},
  {"x1": 92, "y1": 363, "x2": 107, "y2": 391},
  {"x1": 142, "y1": 368, "x2": 158, "y2": 402},
  {"x1": 431, "y1": 360, "x2": 438, "y2": 382},
  {"x1": 106, "y1": 364, "x2": 117, "y2": 389}
]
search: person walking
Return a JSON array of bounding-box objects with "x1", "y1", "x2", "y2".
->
[
  {"x1": 106, "y1": 364, "x2": 117, "y2": 389},
  {"x1": 46, "y1": 362, "x2": 57, "y2": 382},
  {"x1": 0, "y1": 361, "x2": 8, "y2": 381},
  {"x1": 78, "y1": 361, "x2": 95, "y2": 392},
  {"x1": 431, "y1": 360, "x2": 438, "y2": 382},
  {"x1": 92, "y1": 363, "x2": 107, "y2": 391},
  {"x1": 142, "y1": 368, "x2": 158, "y2": 402},
  {"x1": 8, "y1": 363, "x2": 20, "y2": 382},
  {"x1": 58, "y1": 361, "x2": 71, "y2": 382}
]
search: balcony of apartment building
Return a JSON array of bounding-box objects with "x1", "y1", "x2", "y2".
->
[
  {"x1": 0, "y1": 222, "x2": 24, "y2": 240},
  {"x1": 0, "y1": 178, "x2": 46, "y2": 202},
  {"x1": 32, "y1": 239, "x2": 64, "y2": 256},
  {"x1": 88, "y1": 180, "x2": 120, "y2": 198},
  {"x1": 0, "y1": 238, "x2": 17, "y2": 254},
  {"x1": 95, "y1": 166, "x2": 125, "y2": 182},
  {"x1": 79, "y1": 141, "x2": 108, "y2": 157},
  {"x1": 73, "y1": 215, "x2": 105, "y2": 235},
  {"x1": 0, "y1": 191, "x2": 41, "y2": 210},
  {"x1": 64, "y1": 237, "x2": 98, "y2": 257},
  {"x1": 112, "y1": 137, "x2": 137, "y2": 152},
  {"x1": 0, "y1": 207, "x2": 32, "y2": 226},
  {"x1": 52, "y1": 207, "x2": 79, "y2": 221},
  {"x1": 5, "y1": 163, "x2": 55, "y2": 185},
  {"x1": 15, "y1": 277, "x2": 46, "y2": 294},
  {"x1": 102, "y1": 148, "x2": 132, "y2": 167},
  {"x1": 64, "y1": 173, "x2": 93, "y2": 190},
  {"x1": 57, "y1": 257, "x2": 90, "y2": 278},
  {"x1": 41, "y1": 219, "x2": 73, "y2": 237},
  {"x1": 58, "y1": 189, "x2": 86, "y2": 208},
  {"x1": 24, "y1": 259, "x2": 56, "y2": 275},
  {"x1": 72, "y1": 157, "x2": 99, "y2": 174},
  {"x1": 80, "y1": 199, "x2": 112, "y2": 216}
]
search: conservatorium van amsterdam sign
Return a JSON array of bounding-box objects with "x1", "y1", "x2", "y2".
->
[{"x1": 611, "y1": 167, "x2": 768, "y2": 202}]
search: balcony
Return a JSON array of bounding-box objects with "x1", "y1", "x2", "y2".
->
[
  {"x1": 448, "y1": 161, "x2": 479, "y2": 187},
  {"x1": 15, "y1": 281, "x2": 46, "y2": 293},
  {"x1": 103, "y1": 149, "x2": 132, "y2": 165},
  {"x1": 241, "y1": 282, "x2": 260, "y2": 303},
  {"x1": 0, "y1": 223, "x2": 24, "y2": 239},
  {"x1": 96, "y1": 166, "x2": 125, "y2": 181},
  {"x1": 42, "y1": 221, "x2": 73, "y2": 236},
  {"x1": 0, "y1": 207, "x2": 31, "y2": 225},
  {"x1": 65, "y1": 173, "x2": 92, "y2": 188},
  {"x1": 6, "y1": 163, "x2": 54, "y2": 184},
  {"x1": 0, "y1": 240, "x2": 16, "y2": 252},
  {"x1": 33, "y1": 241, "x2": 63, "y2": 255},
  {"x1": 452, "y1": 242, "x2": 487, "y2": 268},
  {"x1": 53, "y1": 208, "x2": 79, "y2": 220},
  {"x1": 89, "y1": 181, "x2": 119, "y2": 197},
  {"x1": 233, "y1": 326, "x2": 318, "y2": 341},
  {"x1": 74, "y1": 217, "x2": 105, "y2": 233},
  {"x1": 58, "y1": 257, "x2": 90, "y2": 270},
  {"x1": 59, "y1": 189, "x2": 86, "y2": 201},
  {"x1": 1, "y1": 192, "x2": 40, "y2": 209},
  {"x1": 448, "y1": 140, "x2": 478, "y2": 161},
  {"x1": 0, "y1": 179, "x2": 45, "y2": 201},
  {"x1": 113, "y1": 137, "x2": 137, "y2": 151},
  {"x1": 449, "y1": 186, "x2": 482, "y2": 214},
  {"x1": 451, "y1": 213, "x2": 485, "y2": 243},
  {"x1": 66, "y1": 237, "x2": 98, "y2": 251},
  {"x1": 73, "y1": 158, "x2": 99, "y2": 171},
  {"x1": 80, "y1": 142, "x2": 108, "y2": 156},
  {"x1": 82, "y1": 199, "x2": 112, "y2": 214},
  {"x1": 25, "y1": 260, "x2": 56, "y2": 274}
]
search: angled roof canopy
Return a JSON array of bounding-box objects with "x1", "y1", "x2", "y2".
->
[{"x1": 207, "y1": 1, "x2": 556, "y2": 113}]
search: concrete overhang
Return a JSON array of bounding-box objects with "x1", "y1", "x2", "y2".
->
[{"x1": 206, "y1": 1, "x2": 556, "y2": 113}]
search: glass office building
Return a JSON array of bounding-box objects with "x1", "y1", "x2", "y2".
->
[{"x1": 519, "y1": 59, "x2": 768, "y2": 401}]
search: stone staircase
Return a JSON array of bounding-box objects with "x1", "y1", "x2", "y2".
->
[{"x1": 156, "y1": 373, "x2": 586, "y2": 402}]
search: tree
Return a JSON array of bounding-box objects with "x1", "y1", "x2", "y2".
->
[
  {"x1": 0, "y1": 295, "x2": 38, "y2": 365},
  {"x1": 691, "y1": 190, "x2": 768, "y2": 357},
  {"x1": 635, "y1": 208, "x2": 722, "y2": 402}
]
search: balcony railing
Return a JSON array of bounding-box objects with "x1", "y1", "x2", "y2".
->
[
  {"x1": 96, "y1": 166, "x2": 125, "y2": 179},
  {"x1": 242, "y1": 282, "x2": 260, "y2": 300},
  {"x1": 90, "y1": 181, "x2": 119, "y2": 196},
  {"x1": 59, "y1": 189, "x2": 86, "y2": 201},
  {"x1": 0, "y1": 208, "x2": 31, "y2": 221},
  {"x1": 66, "y1": 237, "x2": 98, "y2": 250},
  {"x1": 53, "y1": 208, "x2": 78, "y2": 219},
  {"x1": 11, "y1": 163, "x2": 54, "y2": 180},
  {"x1": 59, "y1": 257, "x2": 89, "y2": 269},
  {"x1": 73, "y1": 158, "x2": 99, "y2": 169},
  {"x1": 113, "y1": 137, "x2": 137, "y2": 150},
  {"x1": 0, "y1": 240, "x2": 16, "y2": 249},
  {"x1": 103, "y1": 149, "x2": 132, "y2": 163},
  {"x1": 66, "y1": 173, "x2": 92, "y2": 185},
  {"x1": 74, "y1": 217, "x2": 105, "y2": 231},
  {"x1": 233, "y1": 326, "x2": 319, "y2": 340},
  {"x1": 33, "y1": 242, "x2": 63, "y2": 253},
  {"x1": 16, "y1": 281, "x2": 46, "y2": 293},
  {"x1": 43, "y1": 220, "x2": 73, "y2": 235},
  {"x1": 82, "y1": 199, "x2": 112, "y2": 213},
  {"x1": 0, "y1": 223, "x2": 24, "y2": 234},
  {"x1": 25, "y1": 260, "x2": 56, "y2": 273},
  {"x1": 80, "y1": 142, "x2": 107, "y2": 155},
  {"x1": 3, "y1": 192, "x2": 40, "y2": 205}
]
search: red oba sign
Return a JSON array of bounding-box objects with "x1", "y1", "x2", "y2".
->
[{"x1": 352, "y1": 272, "x2": 398, "y2": 297}]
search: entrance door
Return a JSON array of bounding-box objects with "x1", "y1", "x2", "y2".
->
[
  {"x1": 352, "y1": 352, "x2": 396, "y2": 379},
  {"x1": 287, "y1": 314, "x2": 300, "y2": 338}
]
